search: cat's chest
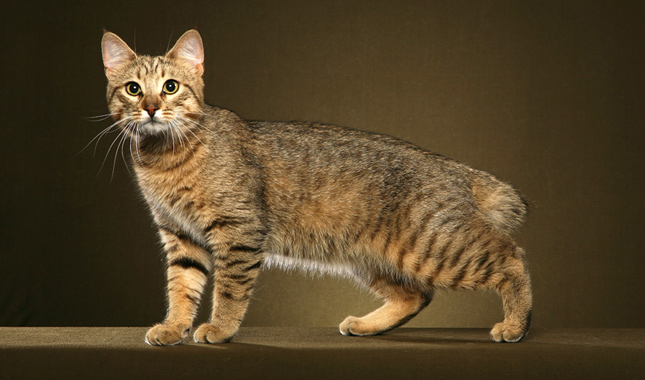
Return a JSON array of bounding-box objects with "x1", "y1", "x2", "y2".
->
[{"x1": 136, "y1": 167, "x2": 209, "y2": 237}]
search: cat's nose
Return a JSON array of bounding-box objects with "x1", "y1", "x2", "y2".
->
[{"x1": 145, "y1": 105, "x2": 159, "y2": 117}]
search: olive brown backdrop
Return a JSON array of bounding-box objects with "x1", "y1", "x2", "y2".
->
[{"x1": 1, "y1": 0, "x2": 643, "y2": 329}]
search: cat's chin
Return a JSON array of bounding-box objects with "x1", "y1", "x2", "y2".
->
[
  {"x1": 131, "y1": 121, "x2": 188, "y2": 151},
  {"x1": 133, "y1": 120, "x2": 173, "y2": 137}
]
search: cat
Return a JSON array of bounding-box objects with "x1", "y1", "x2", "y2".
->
[{"x1": 100, "y1": 29, "x2": 532, "y2": 345}]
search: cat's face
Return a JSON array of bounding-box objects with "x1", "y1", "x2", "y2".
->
[{"x1": 101, "y1": 30, "x2": 205, "y2": 137}]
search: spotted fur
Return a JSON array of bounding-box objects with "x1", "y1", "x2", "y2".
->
[{"x1": 101, "y1": 30, "x2": 532, "y2": 345}]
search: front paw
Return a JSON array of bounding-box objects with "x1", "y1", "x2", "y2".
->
[
  {"x1": 145, "y1": 323, "x2": 189, "y2": 346},
  {"x1": 490, "y1": 321, "x2": 527, "y2": 343},
  {"x1": 193, "y1": 323, "x2": 237, "y2": 344}
]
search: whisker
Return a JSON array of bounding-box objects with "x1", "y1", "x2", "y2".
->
[
  {"x1": 167, "y1": 122, "x2": 177, "y2": 154},
  {"x1": 98, "y1": 122, "x2": 131, "y2": 178},
  {"x1": 177, "y1": 116, "x2": 207, "y2": 145},
  {"x1": 129, "y1": 130, "x2": 136, "y2": 167},
  {"x1": 168, "y1": 121, "x2": 181, "y2": 150},
  {"x1": 133, "y1": 124, "x2": 143, "y2": 165},
  {"x1": 84, "y1": 113, "x2": 117, "y2": 122},
  {"x1": 111, "y1": 125, "x2": 131, "y2": 181},
  {"x1": 170, "y1": 120, "x2": 186, "y2": 150},
  {"x1": 166, "y1": 28, "x2": 175, "y2": 54},
  {"x1": 119, "y1": 125, "x2": 133, "y2": 174},
  {"x1": 172, "y1": 120, "x2": 192, "y2": 150},
  {"x1": 77, "y1": 116, "x2": 133, "y2": 157}
]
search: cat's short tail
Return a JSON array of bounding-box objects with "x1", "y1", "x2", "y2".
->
[{"x1": 472, "y1": 176, "x2": 527, "y2": 235}]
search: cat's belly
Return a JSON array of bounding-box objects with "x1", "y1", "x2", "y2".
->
[{"x1": 262, "y1": 253, "x2": 355, "y2": 278}]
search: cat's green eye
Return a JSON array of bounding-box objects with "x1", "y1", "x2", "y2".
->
[
  {"x1": 125, "y1": 82, "x2": 141, "y2": 96},
  {"x1": 163, "y1": 80, "x2": 179, "y2": 95}
]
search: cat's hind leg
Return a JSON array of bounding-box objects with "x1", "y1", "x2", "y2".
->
[
  {"x1": 490, "y1": 247, "x2": 532, "y2": 343},
  {"x1": 340, "y1": 278, "x2": 432, "y2": 336}
]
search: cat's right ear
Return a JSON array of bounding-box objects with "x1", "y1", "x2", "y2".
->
[{"x1": 101, "y1": 31, "x2": 136, "y2": 80}]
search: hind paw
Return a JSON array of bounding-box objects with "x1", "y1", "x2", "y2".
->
[
  {"x1": 490, "y1": 321, "x2": 527, "y2": 343},
  {"x1": 339, "y1": 316, "x2": 383, "y2": 336}
]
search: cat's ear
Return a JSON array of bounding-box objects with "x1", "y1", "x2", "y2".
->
[
  {"x1": 101, "y1": 31, "x2": 136, "y2": 80},
  {"x1": 167, "y1": 30, "x2": 204, "y2": 76}
]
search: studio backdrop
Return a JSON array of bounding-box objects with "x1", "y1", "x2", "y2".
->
[{"x1": 0, "y1": 0, "x2": 643, "y2": 328}]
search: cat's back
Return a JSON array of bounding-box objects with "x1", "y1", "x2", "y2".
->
[
  {"x1": 248, "y1": 120, "x2": 485, "y2": 193},
  {"x1": 249, "y1": 120, "x2": 461, "y2": 177},
  {"x1": 244, "y1": 119, "x2": 526, "y2": 236}
]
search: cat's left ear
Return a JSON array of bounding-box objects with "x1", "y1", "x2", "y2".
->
[
  {"x1": 167, "y1": 30, "x2": 204, "y2": 76},
  {"x1": 101, "y1": 31, "x2": 136, "y2": 80}
]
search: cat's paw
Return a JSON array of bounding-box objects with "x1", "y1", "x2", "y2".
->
[
  {"x1": 145, "y1": 323, "x2": 189, "y2": 346},
  {"x1": 490, "y1": 321, "x2": 527, "y2": 343},
  {"x1": 339, "y1": 316, "x2": 379, "y2": 336},
  {"x1": 193, "y1": 323, "x2": 236, "y2": 344}
]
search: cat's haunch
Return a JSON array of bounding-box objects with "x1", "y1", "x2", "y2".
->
[{"x1": 100, "y1": 29, "x2": 532, "y2": 345}]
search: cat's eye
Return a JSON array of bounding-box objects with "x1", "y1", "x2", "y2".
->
[
  {"x1": 163, "y1": 80, "x2": 179, "y2": 95},
  {"x1": 125, "y1": 82, "x2": 141, "y2": 96}
]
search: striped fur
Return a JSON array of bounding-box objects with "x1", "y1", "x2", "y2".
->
[{"x1": 101, "y1": 30, "x2": 532, "y2": 346}]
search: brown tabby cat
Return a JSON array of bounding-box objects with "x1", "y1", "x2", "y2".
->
[{"x1": 100, "y1": 29, "x2": 532, "y2": 345}]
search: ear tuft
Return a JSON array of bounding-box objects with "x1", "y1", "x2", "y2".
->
[
  {"x1": 101, "y1": 31, "x2": 136, "y2": 79},
  {"x1": 167, "y1": 30, "x2": 204, "y2": 75}
]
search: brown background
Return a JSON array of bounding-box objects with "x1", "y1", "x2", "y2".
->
[{"x1": 1, "y1": 0, "x2": 643, "y2": 329}]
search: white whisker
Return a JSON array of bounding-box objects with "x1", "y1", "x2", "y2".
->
[
  {"x1": 177, "y1": 116, "x2": 207, "y2": 145},
  {"x1": 128, "y1": 131, "x2": 136, "y2": 167},
  {"x1": 170, "y1": 120, "x2": 186, "y2": 150},
  {"x1": 167, "y1": 122, "x2": 177, "y2": 154},
  {"x1": 119, "y1": 125, "x2": 133, "y2": 174},
  {"x1": 134, "y1": 124, "x2": 143, "y2": 165},
  {"x1": 98, "y1": 122, "x2": 131, "y2": 178},
  {"x1": 78, "y1": 116, "x2": 133, "y2": 157},
  {"x1": 111, "y1": 125, "x2": 131, "y2": 180},
  {"x1": 85, "y1": 113, "x2": 117, "y2": 122},
  {"x1": 172, "y1": 119, "x2": 192, "y2": 150}
]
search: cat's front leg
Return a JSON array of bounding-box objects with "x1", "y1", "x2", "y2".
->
[
  {"x1": 194, "y1": 244, "x2": 263, "y2": 344},
  {"x1": 145, "y1": 227, "x2": 212, "y2": 346}
]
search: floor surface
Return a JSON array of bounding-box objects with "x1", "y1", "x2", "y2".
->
[{"x1": 0, "y1": 327, "x2": 643, "y2": 379}]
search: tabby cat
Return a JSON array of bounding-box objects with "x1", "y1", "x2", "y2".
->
[{"x1": 100, "y1": 29, "x2": 532, "y2": 345}]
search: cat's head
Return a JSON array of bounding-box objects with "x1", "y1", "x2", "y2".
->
[{"x1": 101, "y1": 30, "x2": 205, "y2": 137}]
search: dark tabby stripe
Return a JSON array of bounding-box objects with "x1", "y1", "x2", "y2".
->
[
  {"x1": 242, "y1": 261, "x2": 262, "y2": 272},
  {"x1": 219, "y1": 290, "x2": 251, "y2": 302},
  {"x1": 450, "y1": 262, "x2": 470, "y2": 287},
  {"x1": 447, "y1": 236, "x2": 476, "y2": 268},
  {"x1": 414, "y1": 233, "x2": 438, "y2": 272},
  {"x1": 169, "y1": 186, "x2": 193, "y2": 207},
  {"x1": 397, "y1": 247, "x2": 410, "y2": 270},
  {"x1": 159, "y1": 145, "x2": 200, "y2": 172},
  {"x1": 182, "y1": 83, "x2": 200, "y2": 101},
  {"x1": 431, "y1": 256, "x2": 447, "y2": 279},
  {"x1": 157, "y1": 224, "x2": 211, "y2": 254},
  {"x1": 477, "y1": 266, "x2": 494, "y2": 286},
  {"x1": 223, "y1": 273, "x2": 249, "y2": 280},
  {"x1": 473, "y1": 251, "x2": 491, "y2": 273},
  {"x1": 170, "y1": 257, "x2": 209, "y2": 276},
  {"x1": 220, "y1": 291, "x2": 235, "y2": 300},
  {"x1": 223, "y1": 259, "x2": 250, "y2": 268},
  {"x1": 204, "y1": 216, "x2": 245, "y2": 233},
  {"x1": 230, "y1": 245, "x2": 260, "y2": 254},
  {"x1": 185, "y1": 292, "x2": 200, "y2": 305},
  {"x1": 407, "y1": 211, "x2": 434, "y2": 252}
]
